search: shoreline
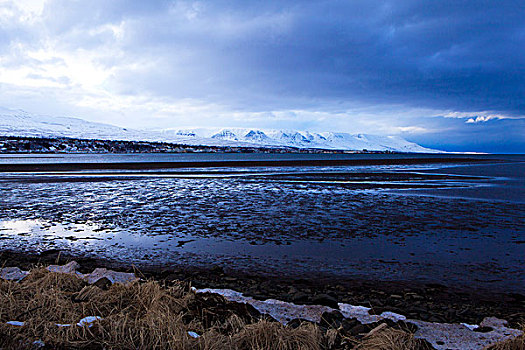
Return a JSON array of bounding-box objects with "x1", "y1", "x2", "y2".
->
[
  {"x1": 2, "y1": 250, "x2": 523, "y2": 329},
  {"x1": 3, "y1": 260, "x2": 522, "y2": 349},
  {"x1": 0, "y1": 156, "x2": 493, "y2": 172}
]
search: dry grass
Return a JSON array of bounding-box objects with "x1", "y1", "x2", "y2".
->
[
  {"x1": 355, "y1": 327, "x2": 433, "y2": 350},
  {"x1": 231, "y1": 320, "x2": 322, "y2": 350},
  {"x1": 0, "y1": 268, "x2": 325, "y2": 349},
  {"x1": 486, "y1": 326, "x2": 525, "y2": 350},
  {"x1": 6, "y1": 267, "x2": 517, "y2": 349},
  {"x1": 0, "y1": 268, "x2": 193, "y2": 349}
]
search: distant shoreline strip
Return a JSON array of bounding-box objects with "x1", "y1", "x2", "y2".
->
[{"x1": 0, "y1": 157, "x2": 494, "y2": 172}]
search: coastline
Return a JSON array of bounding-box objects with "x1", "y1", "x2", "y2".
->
[
  {"x1": 0, "y1": 156, "x2": 493, "y2": 172},
  {"x1": 0, "y1": 152, "x2": 523, "y2": 348},
  {"x1": 2, "y1": 250, "x2": 523, "y2": 329},
  {"x1": 5, "y1": 259, "x2": 522, "y2": 350}
]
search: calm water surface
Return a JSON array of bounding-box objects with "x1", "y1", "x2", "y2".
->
[{"x1": 0, "y1": 153, "x2": 523, "y2": 292}]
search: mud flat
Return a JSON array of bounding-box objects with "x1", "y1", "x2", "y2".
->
[
  {"x1": 0, "y1": 156, "x2": 491, "y2": 172},
  {"x1": 0, "y1": 154, "x2": 523, "y2": 348}
]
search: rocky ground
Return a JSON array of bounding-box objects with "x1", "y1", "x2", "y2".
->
[
  {"x1": 1, "y1": 260, "x2": 439, "y2": 350},
  {"x1": 2, "y1": 257, "x2": 523, "y2": 349},
  {"x1": 2, "y1": 250, "x2": 523, "y2": 330}
]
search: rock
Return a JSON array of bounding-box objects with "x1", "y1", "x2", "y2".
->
[
  {"x1": 429, "y1": 316, "x2": 445, "y2": 323},
  {"x1": 0, "y1": 267, "x2": 29, "y2": 281},
  {"x1": 425, "y1": 283, "x2": 447, "y2": 290},
  {"x1": 287, "y1": 318, "x2": 312, "y2": 329},
  {"x1": 340, "y1": 317, "x2": 362, "y2": 333},
  {"x1": 508, "y1": 293, "x2": 525, "y2": 302},
  {"x1": 473, "y1": 326, "x2": 493, "y2": 333},
  {"x1": 370, "y1": 298, "x2": 384, "y2": 307},
  {"x1": 39, "y1": 249, "x2": 61, "y2": 258},
  {"x1": 312, "y1": 294, "x2": 339, "y2": 309},
  {"x1": 335, "y1": 284, "x2": 346, "y2": 292},
  {"x1": 348, "y1": 323, "x2": 367, "y2": 336},
  {"x1": 291, "y1": 292, "x2": 309, "y2": 303},
  {"x1": 47, "y1": 261, "x2": 80, "y2": 274},
  {"x1": 320, "y1": 310, "x2": 344, "y2": 328},
  {"x1": 187, "y1": 292, "x2": 262, "y2": 328},
  {"x1": 93, "y1": 277, "x2": 112, "y2": 290}
]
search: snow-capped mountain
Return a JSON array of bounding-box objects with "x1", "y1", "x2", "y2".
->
[
  {"x1": 0, "y1": 108, "x2": 441, "y2": 152},
  {"x1": 163, "y1": 127, "x2": 440, "y2": 153}
]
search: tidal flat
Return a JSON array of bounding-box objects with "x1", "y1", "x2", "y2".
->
[{"x1": 0, "y1": 153, "x2": 524, "y2": 328}]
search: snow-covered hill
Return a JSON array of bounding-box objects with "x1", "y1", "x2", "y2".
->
[
  {"x1": 163, "y1": 127, "x2": 440, "y2": 153},
  {"x1": 0, "y1": 108, "x2": 167, "y2": 142},
  {"x1": 0, "y1": 108, "x2": 441, "y2": 153}
]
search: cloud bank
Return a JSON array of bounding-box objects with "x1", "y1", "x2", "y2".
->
[{"x1": 0, "y1": 0, "x2": 523, "y2": 152}]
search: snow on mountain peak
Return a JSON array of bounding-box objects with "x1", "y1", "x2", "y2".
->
[
  {"x1": 0, "y1": 108, "x2": 442, "y2": 153},
  {"x1": 165, "y1": 127, "x2": 440, "y2": 153}
]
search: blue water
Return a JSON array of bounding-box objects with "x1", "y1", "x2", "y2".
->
[
  {"x1": 0, "y1": 152, "x2": 521, "y2": 164},
  {"x1": 0, "y1": 153, "x2": 523, "y2": 292}
]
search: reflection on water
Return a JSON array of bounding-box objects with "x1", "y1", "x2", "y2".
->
[
  {"x1": 1, "y1": 216, "x2": 523, "y2": 292},
  {"x1": 0, "y1": 154, "x2": 523, "y2": 292},
  {"x1": 1, "y1": 152, "x2": 512, "y2": 164}
]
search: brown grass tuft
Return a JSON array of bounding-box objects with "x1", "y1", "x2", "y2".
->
[
  {"x1": 355, "y1": 327, "x2": 433, "y2": 350},
  {"x1": 232, "y1": 320, "x2": 322, "y2": 350}
]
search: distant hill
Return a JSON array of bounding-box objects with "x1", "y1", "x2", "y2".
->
[
  {"x1": 0, "y1": 108, "x2": 441, "y2": 153},
  {"x1": 166, "y1": 127, "x2": 440, "y2": 153}
]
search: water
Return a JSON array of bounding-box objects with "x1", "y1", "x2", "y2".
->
[
  {"x1": 0, "y1": 152, "x2": 502, "y2": 164},
  {"x1": 0, "y1": 153, "x2": 523, "y2": 292}
]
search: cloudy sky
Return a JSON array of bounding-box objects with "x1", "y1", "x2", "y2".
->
[{"x1": 0, "y1": 0, "x2": 524, "y2": 152}]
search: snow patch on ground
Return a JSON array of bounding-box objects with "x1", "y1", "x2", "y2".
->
[
  {"x1": 82, "y1": 268, "x2": 138, "y2": 285},
  {"x1": 1, "y1": 261, "x2": 138, "y2": 286},
  {"x1": 77, "y1": 316, "x2": 103, "y2": 327},
  {"x1": 197, "y1": 288, "x2": 522, "y2": 350},
  {"x1": 187, "y1": 331, "x2": 200, "y2": 338},
  {"x1": 0, "y1": 267, "x2": 29, "y2": 281},
  {"x1": 198, "y1": 288, "x2": 333, "y2": 324},
  {"x1": 46, "y1": 261, "x2": 138, "y2": 285},
  {"x1": 412, "y1": 317, "x2": 522, "y2": 350},
  {"x1": 1, "y1": 263, "x2": 520, "y2": 349}
]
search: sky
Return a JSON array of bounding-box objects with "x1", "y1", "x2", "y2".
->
[{"x1": 0, "y1": 0, "x2": 524, "y2": 152}]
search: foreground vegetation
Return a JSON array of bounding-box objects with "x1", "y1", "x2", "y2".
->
[{"x1": 0, "y1": 268, "x2": 522, "y2": 349}]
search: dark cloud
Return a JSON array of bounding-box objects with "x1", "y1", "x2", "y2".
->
[
  {"x1": 94, "y1": 0, "x2": 525, "y2": 115},
  {"x1": 0, "y1": 0, "x2": 524, "y2": 152},
  {"x1": 409, "y1": 118, "x2": 525, "y2": 153}
]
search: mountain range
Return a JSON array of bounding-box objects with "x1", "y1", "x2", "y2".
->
[{"x1": 0, "y1": 108, "x2": 440, "y2": 153}]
